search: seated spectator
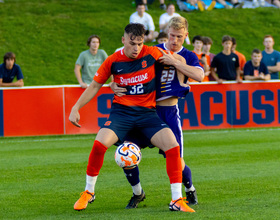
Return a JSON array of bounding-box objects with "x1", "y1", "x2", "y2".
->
[
  {"x1": 74, "y1": 35, "x2": 108, "y2": 88},
  {"x1": 0, "y1": 52, "x2": 24, "y2": 87},
  {"x1": 216, "y1": 0, "x2": 244, "y2": 8},
  {"x1": 159, "y1": 3, "x2": 180, "y2": 33},
  {"x1": 261, "y1": 35, "x2": 280, "y2": 79},
  {"x1": 177, "y1": 0, "x2": 216, "y2": 11},
  {"x1": 232, "y1": 37, "x2": 246, "y2": 77},
  {"x1": 129, "y1": 2, "x2": 159, "y2": 42},
  {"x1": 266, "y1": 0, "x2": 280, "y2": 7},
  {"x1": 202, "y1": 36, "x2": 215, "y2": 81},
  {"x1": 141, "y1": 0, "x2": 167, "y2": 10},
  {"x1": 210, "y1": 35, "x2": 242, "y2": 84},
  {"x1": 190, "y1": 35, "x2": 210, "y2": 82},
  {"x1": 156, "y1": 32, "x2": 168, "y2": 44},
  {"x1": 244, "y1": 49, "x2": 270, "y2": 81}
]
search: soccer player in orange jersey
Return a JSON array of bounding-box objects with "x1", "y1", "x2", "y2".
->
[{"x1": 69, "y1": 23, "x2": 195, "y2": 213}]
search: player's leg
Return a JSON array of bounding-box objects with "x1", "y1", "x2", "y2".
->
[
  {"x1": 74, "y1": 128, "x2": 118, "y2": 211},
  {"x1": 156, "y1": 105, "x2": 198, "y2": 205},
  {"x1": 150, "y1": 128, "x2": 195, "y2": 212}
]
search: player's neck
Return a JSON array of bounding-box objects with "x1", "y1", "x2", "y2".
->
[
  {"x1": 90, "y1": 48, "x2": 98, "y2": 55},
  {"x1": 222, "y1": 49, "x2": 231, "y2": 55},
  {"x1": 265, "y1": 48, "x2": 273, "y2": 53}
]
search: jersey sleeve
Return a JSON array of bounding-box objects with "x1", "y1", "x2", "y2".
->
[
  {"x1": 16, "y1": 65, "x2": 24, "y2": 80},
  {"x1": 93, "y1": 55, "x2": 113, "y2": 84},
  {"x1": 243, "y1": 62, "x2": 250, "y2": 76},
  {"x1": 75, "y1": 51, "x2": 84, "y2": 66}
]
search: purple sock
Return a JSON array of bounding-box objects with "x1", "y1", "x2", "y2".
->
[
  {"x1": 182, "y1": 165, "x2": 193, "y2": 189},
  {"x1": 123, "y1": 166, "x2": 140, "y2": 186}
]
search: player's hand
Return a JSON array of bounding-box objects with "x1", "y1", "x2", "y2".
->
[
  {"x1": 110, "y1": 82, "x2": 127, "y2": 97},
  {"x1": 236, "y1": 77, "x2": 243, "y2": 83},
  {"x1": 157, "y1": 47, "x2": 176, "y2": 66},
  {"x1": 69, "y1": 108, "x2": 81, "y2": 128},
  {"x1": 217, "y1": 79, "x2": 223, "y2": 84}
]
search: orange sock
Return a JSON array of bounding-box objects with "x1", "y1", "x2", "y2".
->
[
  {"x1": 165, "y1": 146, "x2": 182, "y2": 184},
  {"x1": 86, "y1": 140, "x2": 108, "y2": 176}
]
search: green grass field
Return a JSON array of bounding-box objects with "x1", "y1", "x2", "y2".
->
[{"x1": 1, "y1": 128, "x2": 280, "y2": 219}]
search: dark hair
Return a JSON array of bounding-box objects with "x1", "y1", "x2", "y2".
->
[
  {"x1": 232, "y1": 37, "x2": 236, "y2": 45},
  {"x1": 136, "y1": 2, "x2": 145, "y2": 8},
  {"x1": 125, "y1": 23, "x2": 145, "y2": 40},
  {"x1": 167, "y1": 3, "x2": 175, "y2": 9},
  {"x1": 222, "y1": 35, "x2": 232, "y2": 43},
  {"x1": 4, "y1": 52, "x2": 16, "y2": 64},
  {"x1": 251, "y1": 48, "x2": 261, "y2": 54},
  {"x1": 157, "y1": 32, "x2": 168, "y2": 40},
  {"x1": 192, "y1": 35, "x2": 203, "y2": 44},
  {"x1": 87, "y1": 35, "x2": 100, "y2": 46},
  {"x1": 202, "y1": 36, "x2": 213, "y2": 45}
]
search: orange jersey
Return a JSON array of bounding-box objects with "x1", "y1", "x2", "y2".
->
[
  {"x1": 94, "y1": 45, "x2": 162, "y2": 109},
  {"x1": 234, "y1": 50, "x2": 246, "y2": 70},
  {"x1": 190, "y1": 51, "x2": 210, "y2": 82}
]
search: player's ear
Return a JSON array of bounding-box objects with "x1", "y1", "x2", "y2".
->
[{"x1": 122, "y1": 36, "x2": 125, "y2": 45}]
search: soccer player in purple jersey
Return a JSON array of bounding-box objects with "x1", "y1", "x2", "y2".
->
[{"x1": 111, "y1": 17, "x2": 204, "y2": 209}]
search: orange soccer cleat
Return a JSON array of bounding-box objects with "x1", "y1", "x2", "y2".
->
[
  {"x1": 169, "y1": 197, "x2": 195, "y2": 212},
  {"x1": 74, "y1": 190, "x2": 95, "y2": 211}
]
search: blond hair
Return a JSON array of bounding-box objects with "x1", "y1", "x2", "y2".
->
[{"x1": 168, "y1": 16, "x2": 188, "y2": 32}]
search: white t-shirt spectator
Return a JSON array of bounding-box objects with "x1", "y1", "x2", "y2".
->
[
  {"x1": 159, "y1": 12, "x2": 181, "y2": 29},
  {"x1": 129, "y1": 11, "x2": 155, "y2": 31}
]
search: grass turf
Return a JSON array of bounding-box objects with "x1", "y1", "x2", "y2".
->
[{"x1": 1, "y1": 128, "x2": 280, "y2": 219}]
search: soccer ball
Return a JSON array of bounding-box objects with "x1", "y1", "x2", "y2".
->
[{"x1": 115, "y1": 142, "x2": 141, "y2": 168}]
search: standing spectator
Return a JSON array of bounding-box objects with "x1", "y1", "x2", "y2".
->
[
  {"x1": 244, "y1": 49, "x2": 270, "y2": 81},
  {"x1": 75, "y1": 35, "x2": 108, "y2": 88},
  {"x1": 130, "y1": 2, "x2": 159, "y2": 42},
  {"x1": 261, "y1": 35, "x2": 280, "y2": 79},
  {"x1": 159, "y1": 3, "x2": 180, "y2": 33},
  {"x1": 202, "y1": 36, "x2": 215, "y2": 81},
  {"x1": 190, "y1": 35, "x2": 210, "y2": 82},
  {"x1": 0, "y1": 52, "x2": 24, "y2": 87},
  {"x1": 141, "y1": 0, "x2": 167, "y2": 10},
  {"x1": 232, "y1": 37, "x2": 246, "y2": 76},
  {"x1": 210, "y1": 35, "x2": 242, "y2": 84}
]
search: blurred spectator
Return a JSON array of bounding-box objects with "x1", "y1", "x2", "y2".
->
[
  {"x1": 261, "y1": 35, "x2": 280, "y2": 79},
  {"x1": 232, "y1": 37, "x2": 246, "y2": 76},
  {"x1": 202, "y1": 36, "x2": 215, "y2": 63},
  {"x1": 202, "y1": 36, "x2": 215, "y2": 81},
  {"x1": 244, "y1": 49, "x2": 270, "y2": 81},
  {"x1": 252, "y1": 0, "x2": 266, "y2": 6},
  {"x1": 210, "y1": 35, "x2": 242, "y2": 84},
  {"x1": 190, "y1": 35, "x2": 210, "y2": 82},
  {"x1": 177, "y1": 0, "x2": 216, "y2": 11},
  {"x1": 75, "y1": 35, "x2": 108, "y2": 88},
  {"x1": 156, "y1": 32, "x2": 168, "y2": 44},
  {"x1": 159, "y1": 3, "x2": 180, "y2": 33},
  {"x1": 266, "y1": 0, "x2": 280, "y2": 7},
  {"x1": 0, "y1": 52, "x2": 24, "y2": 87},
  {"x1": 130, "y1": 2, "x2": 159, "y2": 42},
  {"x1": 216, "y1": 0, "x2": 244, "y2": 8},
  {"x1": 141, "y1": 0, "x2": 167, "y2": 10}
]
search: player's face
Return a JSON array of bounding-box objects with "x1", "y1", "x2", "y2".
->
[
  {"x1": 167, "y1": 5, "x2": 175, "y2": 15},
  {"x1": 167, "y1": 27, "x2": 187, "y2": 52},
  {"x1": 137, "y1": 5, "x2": 145, "y2": 16},
  {"x1": 90, "y1": 37, "x2": 100, "y2": 51},
  {"x1": 251, "y1": 53, "x2": 262, "y2": 65},
  {"x1": 263, "y1": 37, "x2": 274, "y2": 49},
  {"x1": 5, "y1": 58, "x2": 15, "y2": 70},
  {"x1": 122, "y1": 33, "x2": 144, "y2": 59}
]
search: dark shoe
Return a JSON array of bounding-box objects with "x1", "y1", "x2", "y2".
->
[
  {"x1": 160, "y1": 4, "x2": 167, "y2": 10},
  {"x1": 125, "y1": 190, "x2": 145, "y2": 209},
  {"x1": 186, "y1": 190, "x2": 198, "y2": 205}
]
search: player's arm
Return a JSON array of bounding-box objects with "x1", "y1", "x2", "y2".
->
[
  {"x1": 69, "y1": 80, "x2": 103, "y2": 127},
  {"x1": 158, "y1": 48, "x2": 204, "y2": 82},
  {"x1": 236, "y1": 67, "x2": 243, "y2": 83},
  {"x1": 74, "y1": 64, "x2": 88, "y2": 89},
  {"x1": 210, "y1": 67, "x2": 223, "y2": 84}
]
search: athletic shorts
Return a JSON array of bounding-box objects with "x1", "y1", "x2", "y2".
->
[
  {"x1": 116, "y1": 104, "x2": 184, "y2": 157},
  {"x1": 102, "y1": 103, "x2": 169, "y2": 145}
]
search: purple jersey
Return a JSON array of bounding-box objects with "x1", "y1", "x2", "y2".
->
[{"x1": 155, "y1": 43, "x2": 202, "y2": 101}]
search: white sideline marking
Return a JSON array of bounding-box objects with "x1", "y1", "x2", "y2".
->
[{"x1": 1, "y1": 127, "x2": 280, "y2": 144}]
